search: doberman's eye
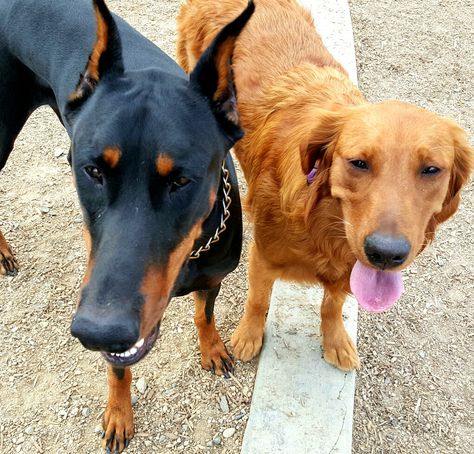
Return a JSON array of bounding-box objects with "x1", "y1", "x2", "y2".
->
[
  {"x1": 171, "y1": 176, "x2": 191, "y2": 191},
  {"x1": 349, "y1": 159, "x2": 369, "y2": 171},
  {"x1": 421, "y1": 166, "x2": 441, "y2": 176},
  {"x1": 84, "y1": 166, "x2": 103, "y2": 184}
]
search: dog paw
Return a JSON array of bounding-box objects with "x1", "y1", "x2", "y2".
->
[
  {"x1": 231, "y1": 316, "x2": 265, "y2": 361},
  {"x1": 201, "y1": 336, "x2": 234, "y2": 378},
  {"x1": 0, "y1": 248, "x2": 19, "y2": 276},
  {"x1": 101, "y1": 402, "x2": 134, "y2": 453},
  {"x1": 322, "y1": 327, "x2": 360, "y2": 371}
]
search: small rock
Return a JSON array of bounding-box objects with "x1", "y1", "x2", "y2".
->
[
  {"x1": 212, "y1": 436, "x2": 222, "y2": 445},
  {"x1": 131, "y1": 394, "x2": 139, "y2": 406},
  {"x1": 223, "y1": 428, "x2": 236, "y2": 438},
  {"x1": 82, "y1": 407, "x2": 91, "y2": 417},
  {"x1": 16, "y1": 435, "x2": 25, "y2": 444},
  {"x1": 39, "y1": 206, "x2": 50, "y2": 214},
  {"x1": 136, "y1": 377, "x2": 147, "y2": 394},
  {"x1": 219, "y1": 395, "x2": 230, "y2": 414},
  {"x1": 24, "y1": 426, "x2": 34, "y2": 435},
  {"x1": 70, "y1": 406, "x2": 79, "y2": 417},
  {"x1": 54, "y1": 147, "x2": 66, "y2": 158},
  {"x1": 233, "y1": 411, "x2": 246, "y2": 420},
  {"x1": 447, "y1": 288, "x2": 465, "y2": 303}
]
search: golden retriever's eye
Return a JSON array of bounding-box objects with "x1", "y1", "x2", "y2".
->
[
  {"x1": 421, "y1": 166, "x2": 441, "y2": 176},
  {"x1": 349, "y1": 159, "x2": 369, "y2": 171}
]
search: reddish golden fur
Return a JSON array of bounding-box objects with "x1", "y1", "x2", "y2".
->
[{"x1": 177, "y1": 0, "x2": 473, "y2": 370}]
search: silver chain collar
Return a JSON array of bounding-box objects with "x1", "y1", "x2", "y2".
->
[{"x1": 189, "y1": 161, "x2": 232, "y2": 260}]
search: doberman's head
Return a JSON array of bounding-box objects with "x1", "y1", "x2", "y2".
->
[{"x1": 68, "y1": 0, "x2": 254, "y2": 367}]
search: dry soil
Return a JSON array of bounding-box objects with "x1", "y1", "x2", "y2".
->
[{"x1": 0, "y1": 1, "x2": 472, "y2": 453}]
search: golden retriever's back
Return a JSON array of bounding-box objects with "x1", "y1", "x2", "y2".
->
[{"x1": 177, "y1": 0, "x2": 345, "y2": 103}]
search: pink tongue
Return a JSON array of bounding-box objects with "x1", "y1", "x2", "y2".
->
[{"x1": 350, "y1": 260, "x2": 403, "y2": 313}]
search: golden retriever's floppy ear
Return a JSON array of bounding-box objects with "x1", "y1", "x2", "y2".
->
[
  {"x1": 300, "y1": 107, "x2": 347, "y2": 212},
  {"x1": 299, "y1": 109, "x2": 344, "y2": 175},
  {"x1": 424, "y1": 122, "x2": 473, "y2": 244}
]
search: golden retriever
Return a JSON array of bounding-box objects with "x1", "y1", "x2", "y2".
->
[{"x1": 177, "y1": 0, "x2": 473, "y2": 370}]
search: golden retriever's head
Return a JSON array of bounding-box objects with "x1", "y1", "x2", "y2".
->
[{"x1": 301, "y1": 100, "x2": 473, "y2": 271}]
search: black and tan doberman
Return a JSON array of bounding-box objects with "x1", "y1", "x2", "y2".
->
[{"x1": 0, "y1": 0, "x2": 254, "y2": 451}]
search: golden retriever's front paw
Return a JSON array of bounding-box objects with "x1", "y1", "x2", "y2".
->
[
  {"x1": 322, "y1": 327, "x2": 360, "y2": 371},
  {"x1": 101, "y1": 402, "x2": 134, "y2": 453},
  {"x1": 231, "y1": 315, "x2": 265, "y2": 361}
]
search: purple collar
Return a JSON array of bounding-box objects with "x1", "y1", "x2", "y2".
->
[{"x1": 306, "y1": 166, "x2": 318, "y2": 185}]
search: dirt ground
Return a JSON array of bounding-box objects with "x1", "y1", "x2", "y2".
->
[{"x1": 0, "y1": 0, "x2": 472, "y2": 453}]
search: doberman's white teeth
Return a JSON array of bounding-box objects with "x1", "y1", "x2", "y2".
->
[
  {"x1": 136, "y1": 338, "x2": 145, "y2": 348},
  {"x1": 109, "y1": 337, "x2": 146, "y2": 360}
]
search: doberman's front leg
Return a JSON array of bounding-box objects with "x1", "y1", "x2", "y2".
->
[
  {"x1": 0, "y1": 229, "x2": 18, "y2": 276},
  {"x1": 193, "y1": 285, "x2": 233, "y2": 377},
  {"x1": 102, "y1": 366, "x2": 134, "y2": 453}
]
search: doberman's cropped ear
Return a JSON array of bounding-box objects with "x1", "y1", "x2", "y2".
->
[
  {"x1": 190, "y1": 1, "x2": 255, "y2": 144},
  {"x1": 66, "y1": 0, "x2": 124, "y2": 118}
]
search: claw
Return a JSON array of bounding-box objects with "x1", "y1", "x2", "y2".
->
[{"x1": 1, "y1": 254, "x2": 19, "y2": 276}]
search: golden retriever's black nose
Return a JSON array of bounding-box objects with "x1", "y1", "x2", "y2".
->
[{"x1": 364, "y1": 234, "x2": 411, "y2": 269}]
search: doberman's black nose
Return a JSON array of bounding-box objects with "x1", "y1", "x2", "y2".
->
[
  {"x1": 364, "y1": 233, "x2": 411, "y2": 270},
  {"x1": 70, "y1": 311, "x2": 139, "y2": 353}
]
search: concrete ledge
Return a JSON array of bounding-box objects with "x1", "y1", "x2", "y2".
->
[{"x1": 241, "y1": 2, "x2": 358, "y2": 453}]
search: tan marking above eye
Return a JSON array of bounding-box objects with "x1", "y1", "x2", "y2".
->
[
  {"x1": 156, "y1": 153, "x2": 174, "y2": 176},
  {"x1": 102, "y1": 147, "x2": 122, "y2": 168}
]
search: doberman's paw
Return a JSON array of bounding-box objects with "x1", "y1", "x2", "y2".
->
[
  {"x1": 0, "y1": 247, "x2": 18, "y2": 276},
  {"x1": 322, "y1": 325, "x2": 360, "y2": 371},
  {"x1": 231, "y1": 315, "x2": 265, "y2": 362},
  {"x1": 201, "y1": 336, "x2": 234, "y2": 378},
  {"x1": 101, "y1": 403, "x2": 134, "y2": 453}
]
